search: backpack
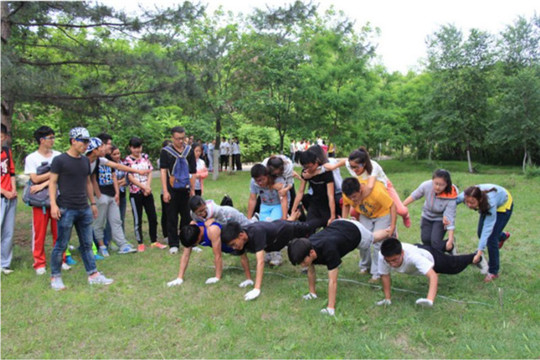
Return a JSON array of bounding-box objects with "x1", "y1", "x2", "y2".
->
[
  {"x1": 23, "y1": 161, "x2": 52, "y2": 208},
  {"x1": 162, "y1": 144, "x2": 191, "y2": 189},
  {"x1": 220, "y1": 194, "x2": 234, "y2": 207}
]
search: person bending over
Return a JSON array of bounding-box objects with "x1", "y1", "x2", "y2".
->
[
  {"x1": 167, "y1": 222, "x2": 253, "y2": 288},
  {"x1": 221, "y1": 219, "x2": 311, "y2": 301},
  {"x1": 288, "y1": 219, "x2": 390, "y2": 316}
]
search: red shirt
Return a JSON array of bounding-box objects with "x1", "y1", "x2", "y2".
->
[{"x1": 1, "y1": 147, "x2": 15, "y2": 192}]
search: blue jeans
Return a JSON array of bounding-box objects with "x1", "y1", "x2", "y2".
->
[
  {"x1": 1, "y1": 197, "x2": 17, "y2": 268},
  {"x1": 51, "y1": 207, "x2": 97, "y2": 277},
  {"x1": 477, "y1": 204, "x2": 513, "y2": 275}
]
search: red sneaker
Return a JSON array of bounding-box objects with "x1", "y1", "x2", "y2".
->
[
  {"x1": 498, "y1": 232, "x2": 510, "y2": 249},
  {"x1": 484, "y1": 273, "x2": 499, "y2": 283},
  {"x1": 137, "y1": 244, "x2": 145, "y2": 252},
  {"x1": 151, "y1": 242, "x2": 168, "y2": 250}
]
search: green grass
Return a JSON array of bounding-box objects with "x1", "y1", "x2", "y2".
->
[{"x1": 2, "y1": 160, "x2": 540, "y2": 358}]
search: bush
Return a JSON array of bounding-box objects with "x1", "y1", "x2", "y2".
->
[
  {"x1": 236, "y1": 124, "x2": 280, "y2": 162},
  {"x1": 524, "y1": 165, "x2": 540, "y2": 178}
]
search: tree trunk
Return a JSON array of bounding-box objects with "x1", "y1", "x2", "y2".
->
[
  {"x1": 213, "y1": 116, "x2": 221, "y2": 181},
  {"x1": 1, "y1": 99, "x2": 14, "y2": 134},
  {"x1": 467, "y1": 141, "x2": 473, "y2": 173},
  {"x1": 522, "y1": 143, "x2": 528, "y2": 174}
]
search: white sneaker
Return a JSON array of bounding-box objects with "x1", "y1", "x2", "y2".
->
[
  {"x1": 36, "y1": 267, "x2": 47, "y2": 276},
  {"x1": 476, "y1": 256, "x2": 489, "y2": 275},
  {"x1": 61, "y1": 263, "x2": 71, "y2": 271},
  {"x1": 1, "y1": 267, "x2": 14, "y2": 274},
  {"x1": 51, "y1": 276, "x2": 66, "y2": 291},
  {"x1": 192, "y1": 246, "x2": 202, "y2": 253},
  {"x1": 169, "y1": 246, "x2": 179, "y2": 254},
  {"x1": 88, "y1": 272, "x2": 114, "y2": 285}
]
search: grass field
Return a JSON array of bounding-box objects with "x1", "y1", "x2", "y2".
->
[{"x1": 1, "y1": 159, "x2": 539, "y2": 358}]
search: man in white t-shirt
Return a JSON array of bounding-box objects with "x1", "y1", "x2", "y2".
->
[
  {"x1": 219, "y1": 137, "x2": 230, "y2": 171},
  {"x1": 24, "y1": 126, "x2": 64, "y2": 275},
  {"x1": 376, "y1": 238, "x2": 487, "y2": 307}
]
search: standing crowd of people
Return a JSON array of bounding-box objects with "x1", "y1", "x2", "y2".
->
[{"x1": 1, "y1": 124, "x2": 513, "y2": 315}]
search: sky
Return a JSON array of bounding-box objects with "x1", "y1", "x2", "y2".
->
[{"x1": 106, "y1": 0, "x2": 538, "y2": 73}]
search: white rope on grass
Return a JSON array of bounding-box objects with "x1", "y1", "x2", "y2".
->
[{"x1": 216, "y1": 265, "x2": 494, "y2": 307}]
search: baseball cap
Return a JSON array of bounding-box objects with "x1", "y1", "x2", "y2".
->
[
  {"x1": 69, "y1": 127, "x2": 90, "y2": 140},
  {"x1": 86, "y1": 137, "x2": 103, "y2": 154}
]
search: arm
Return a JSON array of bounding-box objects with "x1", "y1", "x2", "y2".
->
[
  {"x1": 291, "y1": 179, "x2": 306, "y2": 212},
  {"x1": 240, "y1": 253, "x2": 252, "y2": 281},
  {"x1": 381, "y1": 274, "x2": 392, "y2": 300},
  {"x1": 279, "y1": 191, "x2": 288, "y2": 220},
  {"x1": 29, "y1": 172, "x2": 50, "y2": 184},
  {"x1": 112, "y1": 172, "x2": 120, "y2": 204},
  {"x1": 326, "y1": 182, "x2": 336, "y2": 225},
  {"x1": 145, "y1": 170, "x2": 153, "y2": 195},
  {"x1": 254, "y1": 250, "x2": 265, "y2": 290},
  {"x1": 388, "y1": 203, "x2": 397, "y2": 235},
  {"x1": 128, "y1": 173, "x2": 150, "y2": 194},
  {"x1": 87, "y1": 176, "x2": 98, "y2": 219},
  {"x1": 49, "y1": 173, "x2": 61, "y2": 220},
  {"x1": 107, "y1": 160, "x2": 150, "y2": 175},
  {"x1": 342, "y1": 203, "x2": 350, "y2": 219},
  {"x1": 91, "y1": 172, "x2": 101, "y2": 199},
  {"x1": 327, "y1": 268, "x2": 339, "y2": 310},
  {"x1": 189, "y1": 174, "x2": 196, "y2": 197},
  {"x1": 323, "y1": 159, "x2": 345, "y2": 171},
  {"x1": 247, "y1": 192, "x2": 257, "y2": 219},
  {"x1": 177, "y1": 246, "x2": 192, "y2": 280},
  {"x1": 402, "y1": 195, "x2": 415, "y2": 207},
  {"x1": 361, "y1": 176, "x2": 377, "y2": 198},
  {"x1": 425, "y1": 268, "x2": 438, "y2": 303},
  {"x1": 307, "y1": 264, "x2": 317, "y2": 295},
  {"x1": 208, "y1": 226, "x2": 223, "y2": 280},
  {"x1": 160, "y1": 169, "x2": 170, "y2": 203}
]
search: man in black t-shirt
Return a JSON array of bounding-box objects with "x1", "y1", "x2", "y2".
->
[
  {"x1": 49, "y1": 127, "x2": 114, "y2": 291},
  {"x1": 291, "y1": 150, "x2": 336, "y2": 233},
  {"x1": 159, "y1": 126, "x2": 197, "y2": 254},
  {"x1": 288, "y1": 219, "x2": 390, "y2": 315},
  {"x1": 221, "y1": 219, "x2": 311, "y2": 301}
]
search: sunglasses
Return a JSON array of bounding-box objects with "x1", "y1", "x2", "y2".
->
[
  {"x1": 41, "y1": 136, "x2": 56, "y2": 140},
  {"x1": 75, "y1": 138, "x2": 90, "y2": 144}
]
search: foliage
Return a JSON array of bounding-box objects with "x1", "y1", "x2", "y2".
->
[{"x1": 236, "y1": 122, "x2": 281, "y2": 162}]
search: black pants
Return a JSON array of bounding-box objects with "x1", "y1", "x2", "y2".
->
[
  {"x1": 130, "y1": 192, "x2": 157, "y2": 244},
  {"x1": 160, "y1": 194, "x2": 169, "y2": 238},
  {"x1": 306, "y1": 200, "x2": 331, "y2": 234},
  {"x1": 417, "y1": 245, "x2": 475, "y2": 275},
  {"x1": 166, "y1": 188, "x2": 191, "y2": 248},
  {"x1": 220, "y1": 155, "x2": 229, "y2": 171},
  {"x1": 233, "y1": 154, "x2": 242, "y2": 171}
]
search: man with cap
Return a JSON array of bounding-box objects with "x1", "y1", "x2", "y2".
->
[
  {"x1": 84, "y1": 137, "x2": 138, "y2": 256},
  {"x1": 48, "y1": 127, "x2": 113, "y2": 290}
]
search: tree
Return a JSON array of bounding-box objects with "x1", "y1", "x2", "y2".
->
[
  {"x1": 426, "y1": 25, "x2": 495, "y2": 172},
  {"x1": 1, "y1": 1, "x2": 204, "y2": 131}
]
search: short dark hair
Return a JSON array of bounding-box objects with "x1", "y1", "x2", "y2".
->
[
  {"x1": 33, "y1": 126, "x2": 55, "y2": 144},
  {"x1": 287, "y1": 238, "x2": 313, "y2": 265},
  {"x1": 432, "y1": 169, "x2": 453, "y2": 194},
  {"x1": 221, "y1": 222, "x2": 243, "y2": 244},
  {"x1": 342, "y1": 177, "x2": 361, "y2": 197},
  {"x1": 380, "y1": 237, "x2": 402, "y2": 257},
  {"x1": 307, "y1": 145, "x2": 328, "y2": 164},
  {"x1": 299, "y1": 150, "x2": 318, "y2": 166},
  {"x1": 96, "y1": 133, "x2": 112, "y2": 143},
  {"x1": 251, "y1": 163, "x2": 269, "y2": 179},
  {"x1": 0, "y1": 124, "x2": 7, "y2": 134},
  {"x1": 179, "y1": 225, "x2": 201, "y2": 248},
  {"x1": 189, "y1": 195, "x2": 206, "y2": 212},
  {"x1": 128, "y1": 137, "x2": 143, "y2": 147},
  {"x1": 171, "y1": 126, "x2": 185, "y2": 135}
]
